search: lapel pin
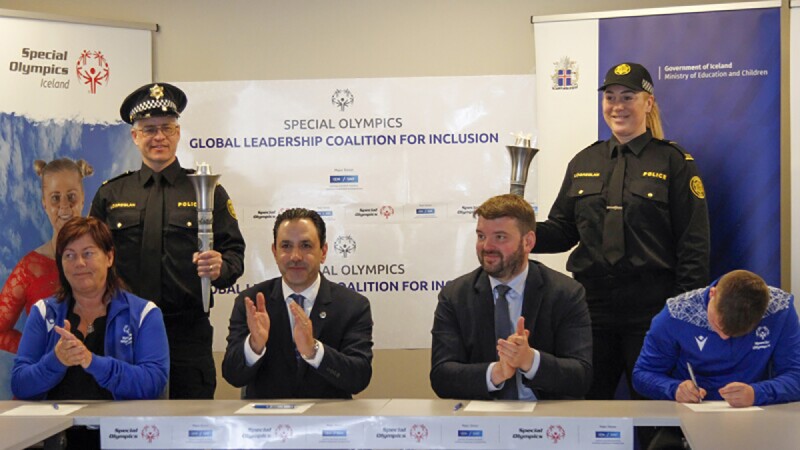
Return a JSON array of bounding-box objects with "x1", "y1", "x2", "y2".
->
[{"x1": 319, "y1": 312, "x2": 327, "y2": 319}]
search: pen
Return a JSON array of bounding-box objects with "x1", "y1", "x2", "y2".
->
[
  {"x1": 452, "y1": 402, "x2": 464, "y2": 412},
  {"x1": 253, "y1": 404, "x2": 296, "y2": 409},
  {"x1": 687, "y1": 362, "x2": 702, "y2": 403}
]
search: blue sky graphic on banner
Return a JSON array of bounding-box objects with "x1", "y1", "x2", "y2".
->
[
  {"x1": 599, "y1": 8, "x2": 780, "y2": 285},
  {"x1": 0, "y1": 114, "x2": 139, "y2": 398}
]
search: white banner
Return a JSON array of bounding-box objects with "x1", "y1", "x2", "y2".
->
[
  {"x1": 100, "y1": 415, "x2": 631, "y2": 449},
  {"x1": 0, "y1": 15, "x2": 150, "y2": 399},
  {"x1": 176, "y1": 76, "x2": 537, "y2": 349}
]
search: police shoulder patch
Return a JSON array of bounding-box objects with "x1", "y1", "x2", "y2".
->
[
  {"x1": 690, "y1": 176, "x2": 706, "y2": 199},
  {"x1": 102, "y1": 170, "x2": 134, "y2": 185}
]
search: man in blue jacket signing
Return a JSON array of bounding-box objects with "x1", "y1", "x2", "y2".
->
[{"x1": 633, "y1": 269, "x2": 800, "y2": 407}]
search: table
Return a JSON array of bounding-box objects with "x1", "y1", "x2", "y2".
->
[
  {"x1": 1, "y1": 399, "x2": 798, "y2": 449},
  {"x1": 0, "y1": 414, "x2": 72, "y2": 450}
]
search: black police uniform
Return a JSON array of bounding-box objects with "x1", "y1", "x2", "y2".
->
[
  {"x1": 533, "y1": 129, "x2": 710, "y2": 399},
  {"x1": 91, "y1": 159, "x2": 245, "y2": 399}
]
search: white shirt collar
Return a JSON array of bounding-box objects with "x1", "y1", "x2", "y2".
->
[{"x1": 488, "y1": 262, "x2": 529, "y2": 297}]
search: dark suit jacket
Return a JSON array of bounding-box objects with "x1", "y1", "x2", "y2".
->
[
  {"x1": 222, "y1": 275, "x2": 373, "y2": 399},
  {"x1": 430, "y1": 260, "x2": 592, "y2": 400}
]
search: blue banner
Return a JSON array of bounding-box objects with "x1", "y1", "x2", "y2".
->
[{"x1": 599, "y1": 8, "x2": 781, "y2": 285}]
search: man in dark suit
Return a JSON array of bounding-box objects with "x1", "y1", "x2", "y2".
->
[
  {"x1": 431, "y1": 194, "x2": 592, "y2": 400},
  {"x1": 222, "y1": 208, "x2": 373, "y2": 399}
]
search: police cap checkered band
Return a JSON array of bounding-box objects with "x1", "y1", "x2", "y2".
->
[
  {"x1": 120, "y1": 82, "x2": 187, "y2": 124},
  {"x1": 598, "y1": 62, "x2": 654, "y2": 94}
]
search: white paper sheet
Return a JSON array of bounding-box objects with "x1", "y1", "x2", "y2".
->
[
  {"x1": 682, "y1": 401, "x2": 763, "y2": 412},
  {"x1": 235, "y1": 402, "x2": 314, "y2": 415},
  {"x1": 1, "y1": 403, "x2": 87, "y2": 416},
  {"x1": 463, "y1": 400, "x2": 536, "y2": 413}
]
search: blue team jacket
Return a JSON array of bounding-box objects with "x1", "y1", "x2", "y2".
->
[
  {"x1": 12, "y1": 290, "x2": 169, "y2": 400},
  {"x1": 633, "y1": 281, "x2": 800, "y2": 406}
]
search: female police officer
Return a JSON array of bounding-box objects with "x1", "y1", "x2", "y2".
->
[{"x1": 532, "y1": 62, "x2": 710, "y2": 400}]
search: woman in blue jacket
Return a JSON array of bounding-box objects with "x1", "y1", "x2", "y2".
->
[{"x1": 12, "y1": 216, "x2": 169, "y2": 447}]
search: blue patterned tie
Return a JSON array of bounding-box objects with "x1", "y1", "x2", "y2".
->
[{"x1": 494, "y1": 285, "x2": 518, "y2": 400}]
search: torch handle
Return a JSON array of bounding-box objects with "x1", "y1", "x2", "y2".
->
[{"x1": 198, "y1": 211, "x2": 214, "y2": 313}]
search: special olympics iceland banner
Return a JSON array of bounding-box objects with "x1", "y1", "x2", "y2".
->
[
  {"x1": 534, "y1": 3, "x2": 781, "y2": 286},
  {"x1": 0, "y1": 15, "x2": 150, "y2": 399},
  {"x1": 176, "y1": 76, "x2": 537, "y2": 350}
]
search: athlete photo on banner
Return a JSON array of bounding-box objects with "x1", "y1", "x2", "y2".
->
[{"x1": 0, "y1": 15, "x2": 150, "y2": 399}]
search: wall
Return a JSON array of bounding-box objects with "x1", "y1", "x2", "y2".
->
[{"x1": 0, "y1": 0, "x2": 765, "y2": 399}]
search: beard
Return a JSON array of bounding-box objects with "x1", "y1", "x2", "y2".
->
[{"x1": 478, "y1": 241, "x2": 526, "y2": 280}]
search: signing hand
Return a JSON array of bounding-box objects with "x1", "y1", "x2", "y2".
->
[
  {"x1": 193, "y1": 250, "x2": 223, "y2": 281},
  {"x1": 54, "y1": 320, "x2": 92, "y2": 369},
  {"x1": 497, "y1": 317, "x2": 534, "y2": 372},
  {"x1": 676, "y1": 379, "x2": 707, "y2": 403},
  {"x1": 245, "y1": 293, "x2": 270, "y2": 354},
  {"x1": 719, "y1": 382, "x2": 755, "y2": 408},
  {"x1": 289, "y1": 301, "x2": 316, "y2": 358}
]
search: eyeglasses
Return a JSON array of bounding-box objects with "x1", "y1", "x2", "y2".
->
[{"x1": 135, "y1": 124, "x2": 179, "y2": 138}]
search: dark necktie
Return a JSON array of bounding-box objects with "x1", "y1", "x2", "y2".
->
[
  {"x1": 603, "y1": 144, "x2": 627, "y2": 265},
  {"x1": 289, "y1": 293, "x2": 305, "y2": 310},
  {"x1": 289, "y1": 294, "x2": 306, "y2": 361},
  {"x1": 140, "y1": 173, "x2": 163, "y2": 302},
  {"x1": 494, "y1": 285, "x2": 518, "y2": 400}
]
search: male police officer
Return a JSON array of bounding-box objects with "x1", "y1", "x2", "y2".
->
[{"x1": 91, "y1": 83, "x2": 245, "y2": 399}]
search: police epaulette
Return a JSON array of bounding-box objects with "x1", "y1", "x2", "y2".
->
[
  {"x1": 656, "y1": 138, "x2": 695, "y2": 161},
  {"x1": 584, "y1": 139, "x2": 604, "y2": 150},
  {"x1": 101, "y1": 170, "x2": 135, "y2": 185}
]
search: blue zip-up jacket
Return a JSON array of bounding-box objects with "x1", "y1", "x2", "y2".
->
[
  {"x1": 633, "y1": 281, "x2": 800, "y2": 405},
  {"x1": 11, "y1": 290, "x2": 169, "y2": 400}
]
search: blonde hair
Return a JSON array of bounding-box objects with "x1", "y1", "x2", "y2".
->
[{"x1": 647, "y1": 98, "x2": 664, "y2": 139}]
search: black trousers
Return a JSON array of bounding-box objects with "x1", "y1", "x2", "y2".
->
[
  {"x1": 165, "y1": 315, "x2": 217, "y2": 399},
  {"x1": 577, "y1": 272, "x2": 675, "y2": 400}
]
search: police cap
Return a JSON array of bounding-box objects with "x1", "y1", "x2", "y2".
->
[
  {"x1": 120, "y1": 82, "x2": 187, "y2": 124},
  {"x1": 598, "y1": 63, "x2": 654, "y2": 94}
]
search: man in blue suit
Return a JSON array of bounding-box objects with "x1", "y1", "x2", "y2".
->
[
  {"x1": 431, "y1": 194, "x2": 592, "y2": 400},
  {"x1": 223, "y1": 208, "x2": 373, "y2": 399}
]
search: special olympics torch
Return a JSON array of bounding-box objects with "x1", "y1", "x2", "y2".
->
[
  {"x1": 188, "y1": 162, "x2": 221, "y2": 313},
  {"x1": 506, "y1": 132, "x2": 539, "y2": 196}
]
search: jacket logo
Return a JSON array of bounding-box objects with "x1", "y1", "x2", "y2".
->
[
  {"x1": 110, "y1": 202, "x2": 136, "y2": 209},
  {"x1": 573, "y1": 172, "x2": 600, "y2": 178},
  {"x1": 753, "y1": 326, "x2": 771, "y2": 350},
  {"x1": 120, "y1": 325, "x2": 133, "y2": 346},
  {"x1": 642, "y1": 171, "x2": 667, "y2": 180},
  {"x1": 695, "y1": 335, "x2": 707, "y2": 351}
]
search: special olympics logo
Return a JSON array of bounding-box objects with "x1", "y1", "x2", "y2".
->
[
  {"x1": 410, "y1": 424, "x2": 429, "y2": 443},
  {"x1": 276, "y1": 424, "x2": 293, "y2": 442},
  {"x1": 546, "y1": 425, "x2": 566, "y2": 444},
  {"x1": 76, "y1": 50, "x2": 110, "y2": 94},
  {"x1": 756, "y1": 326, "x2": 770, "y2": 340},
  {"x1": 331, "y1": 89, "x2": 354, "y2": 111},
  {"x1": 334, "y1": 235, "x2": 356, "y2": 258},
  {"x1": 141, "y1": 425, "x2": 160, "y2": 443},
  {"x1": 380, "y1": 205, "x2": 395, "y2": 219}
]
